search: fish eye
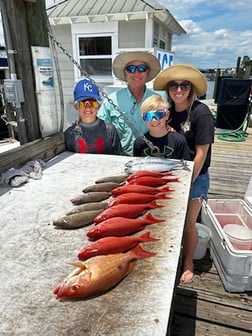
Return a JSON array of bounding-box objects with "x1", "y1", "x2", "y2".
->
[{"x1": 71, "y1": 284, "x2": 80, "y2": 293}]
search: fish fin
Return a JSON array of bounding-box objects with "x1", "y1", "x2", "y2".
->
[
  {"x1": 138, "y1": 231, "x2": 160, "y2": 242},
  {"x1": 130, "y1": 244, "x2": 156, "y2": 259},
  {"x1": 69, "y1": 261, "x2": 87, "y2": 270},
  {"x1": 145, "y1": 213, "x2": 165, "y2": 224}
]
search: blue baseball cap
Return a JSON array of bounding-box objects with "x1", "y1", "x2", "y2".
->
[{"x1": 74, "y1": 79, "x2": 101, "y2": 102}]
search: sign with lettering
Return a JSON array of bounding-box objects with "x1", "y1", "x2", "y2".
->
[{"x1": 156, "y1": 51, "x2": 174, "y2": 70}]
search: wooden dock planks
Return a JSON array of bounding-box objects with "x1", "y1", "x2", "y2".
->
[{"x1": 171, "y1": 127, "x2": 252, "y2": 336}]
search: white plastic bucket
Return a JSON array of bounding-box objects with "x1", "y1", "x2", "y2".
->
[
  {"x1": 193, "y1": 223, "x2": 211, "y2": 260},
  {"x1": 223, "y1": 224, "x2": 252, "y2": 250}
]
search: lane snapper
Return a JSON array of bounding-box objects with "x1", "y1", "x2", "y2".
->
[
  {"x1": 53, "y1": 209, "x2": 103, "y2": 229},
  {"x1": 95, "y1": 174, "x2": 128, "y2": 184},
  {"x1": 94, "y1": 201, "x2": 163, "y2": 224},
  {"x1": 71, "y1": 191, "x2": 110, "y2": 205},
  {"x1": 54, "y1": 244, "x2": 155, "y2": 299},
  {"x1": 82, "y1": 182, "x2": 123, "y2": 193},
  {"x1": 78, "y1": 231, "x2": 159, "y2": 260},
  {"x1": 87, "y1": 213, "x2": 165, "y2": 239}
]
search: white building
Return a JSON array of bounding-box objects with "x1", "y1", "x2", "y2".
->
[{"x1": 46, "y1": 0, "x2": 186, "y2": 126}]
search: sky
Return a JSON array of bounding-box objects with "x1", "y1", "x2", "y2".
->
[
  {"x1": 157, "y1": 0, "x2": 252, "y2": 69},
  {"x1": 1, "y1": 0, "x2": 251, "y2": 70}
]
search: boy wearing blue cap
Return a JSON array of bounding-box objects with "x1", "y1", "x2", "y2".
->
[{"x1": 64, "y1": 79, "x2": 122, "y2": 155}]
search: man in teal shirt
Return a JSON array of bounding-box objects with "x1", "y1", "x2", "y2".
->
[{"x1": 98, "y1": 51, "x2": 161, "y2": 156}]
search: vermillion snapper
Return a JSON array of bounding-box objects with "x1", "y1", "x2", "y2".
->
[
  {"x1": 78, "y1": 231, "x2": 159, "y2": 260},
  {"x1": 54, "y1": 244, "x2": 155, "y2": 299},
  {"x1": 111, "y1": 184, "x2": 174, "y2": 195},
  {"x1": 94, "y1": 201, "x2": 163, "y2": 224},
  {"x1": 87, "y1": 213, "x2": 165, "y2": 239}
]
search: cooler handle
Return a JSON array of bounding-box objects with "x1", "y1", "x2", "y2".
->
[{"x1": 221, "y1": 238, "x2": 227, "y2": 250}]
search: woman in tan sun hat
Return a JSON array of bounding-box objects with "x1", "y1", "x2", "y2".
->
[
  {"x1": 154, "y1": 64, "x2": 215, "y2": 283},
  {"x1": 97, "y1": 51, "x2": 161, "y2": 156}
]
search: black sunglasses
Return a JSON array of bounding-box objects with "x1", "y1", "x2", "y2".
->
[
  {"x1": 168, "y1": 81, "x2": 191, "y2": 92},
  {"x1": 125, "y1": 64, "x2": 149, "y2": 73}
]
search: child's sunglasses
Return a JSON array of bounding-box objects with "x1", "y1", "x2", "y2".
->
[
  {"x1": 78, "y1": 100, "x2": 100, "y2": 109},
  {"x1": 125, "y1": 64, "x2": 149, "y2": 73},
  {"x1": 168, "y1": 81, "x2": 191, "y2": 92},
  {"x1": 142, "y1": 110, "x2": 166, "y2": 122}
]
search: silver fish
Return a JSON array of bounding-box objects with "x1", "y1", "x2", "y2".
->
[
  {"x1": 125, "y1": 157, "x2": 190, "y2": 173},
  {"x1": 53, "y1": 209, "x2": 103, "y2": 229},
  {"x1": 67, "y1": 201, "x2": 108, "y2": 215},
  {"x1": 95, "y1": 174, "x2": 128, "y2": 184}
]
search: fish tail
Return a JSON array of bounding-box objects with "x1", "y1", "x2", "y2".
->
[
  {"x1": 165, "y1": 177, "x2": 180, "y2": 182},
  {"x1": 158, "y1": 186, "x2": 175, "y2": 193},
  {"x1": 130, "y1": 243, "x2": 156, "y2": 259},
  {"x1": 145, "y1": 213, "x2": 165, "y2": 224},
  {"x1": 156, "y1": 193, "x2": 172, "y2": 200},
  {"x1": 162, "y1": 172, "x2": 173, "y2": 176},
  {"x1": 138, "y1": 231, "x2": 160, "y2": 242},
  {"x1": 149, "y1": 200, "x2": 164, "y2": 208}
]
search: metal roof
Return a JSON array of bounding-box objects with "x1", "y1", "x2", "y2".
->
[{"x1": 47, "y1": 0, "x2": 186, "y2": 35}]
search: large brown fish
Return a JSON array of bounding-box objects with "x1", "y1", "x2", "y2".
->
[
  {"x1": 94, "y1": 201, "x2": 163, "y2": 224},
  {"x1": 82, "y1": 182, "x2": 122, "y2": 193},
  {"x1": 71, "y1": 192, "x2": 110, "y2": 205},
  {"x1": 54, "y1": 244, "x2": 155, "y2": 299},
  {"x1": 95, "y1": 174, "x2": 128, "y2": 184},
  {"x1": 66, "y1": 201, "x2": 108, "y2": 215},
  {"x1": 53, "y1": 209, "x2": 103, "y2": 229}
]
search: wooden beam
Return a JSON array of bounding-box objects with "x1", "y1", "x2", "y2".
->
[{"x1": 0, "y1": 133, "x2": 65, "y2": 174}]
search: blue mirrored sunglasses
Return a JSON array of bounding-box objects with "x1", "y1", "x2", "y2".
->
[
  {"x1": 125, "y1": 64, "x2": 149, "y2": 73},
  {"x1": 142, "y1": 110, "x2": 166, "y2": 122}
]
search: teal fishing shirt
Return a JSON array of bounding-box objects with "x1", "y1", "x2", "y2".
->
[{"x1": 97, "y1": 86, "x2": 159, "y2": 156}]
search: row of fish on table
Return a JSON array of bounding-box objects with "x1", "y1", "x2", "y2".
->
[{"x1": 53, "y1": 157, "x2": 186, "y2": 300}]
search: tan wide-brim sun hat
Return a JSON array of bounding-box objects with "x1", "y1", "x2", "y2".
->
[
  {"x1": 153, "y1": 64, "x2": 207, "y2": 96},
  {"x1": 112, "y1": 51, "x2": 161, "y2": 82}
]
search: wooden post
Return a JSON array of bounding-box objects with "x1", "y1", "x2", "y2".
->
[{"x1": 2, "y1": 0, "x2": 49, "y2": 142}]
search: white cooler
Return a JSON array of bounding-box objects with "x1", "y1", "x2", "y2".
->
[{"x1": 201, "y1": 178, "x2": 252, "y2": 292}]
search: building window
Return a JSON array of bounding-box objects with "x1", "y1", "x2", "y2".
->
[
  {"x1": 159, "y1": 39, "x2": 166, "y2": 50},
  {"x1": 78, "y1": 36, "x2": 112, "y2": 80}
]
